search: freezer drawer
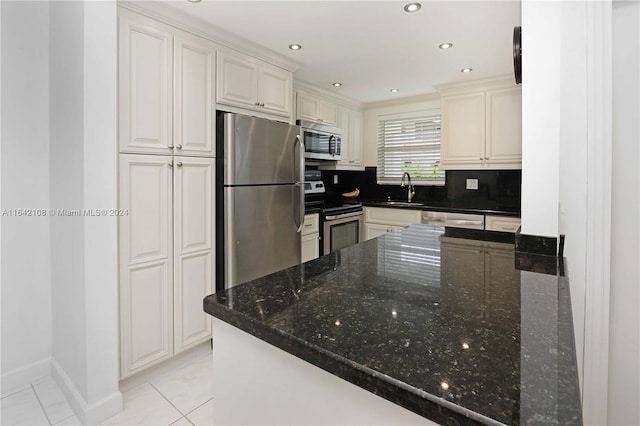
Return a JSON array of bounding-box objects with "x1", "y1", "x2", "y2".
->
[{"x1": 223, "y1": 185, "x2": 302, "y2": 288}]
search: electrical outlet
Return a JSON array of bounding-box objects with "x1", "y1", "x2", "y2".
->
[
  {"x1": 333, "y1": 175, "x2": 338, "y2": 184},
  {"x1": 466, "y1": 178, "x2": 479, "y2": 190}
]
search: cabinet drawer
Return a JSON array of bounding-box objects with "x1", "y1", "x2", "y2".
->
[
  {"x1": 302, "y1": 213, "x2": 319, "y2": 235},
  {"x1": 485, "y1": 215, "x2": 521, "y2": 233},
  {"x1": 364, "y1": 207, "x2": 422, "y2": 226}
]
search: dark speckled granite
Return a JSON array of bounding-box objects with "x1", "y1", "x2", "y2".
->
[{"x1": 204, "y1": 225, "x2": 581, "y2": 426}]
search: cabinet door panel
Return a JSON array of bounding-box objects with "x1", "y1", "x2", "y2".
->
[
  {"x1": 175, "y1": 251, "x2": 212, "y2": 351},
  {"x1": 174, "y1": 157, "x2": 214, "y2": 353},
  {"x1": 364, "y1": 223, "x2": 395, "y2": 241},
  {"x1": 440, "y1": 92, "x2": 485, "y2": 164},
  {"x1": 349, "y1": 110, "x2": 363, "y2": 166},
  {"x1": 301, "y1": 233, "x2": 320, "y2": 263},
  {"x1": 318, "y1": 101, "x2": 338, "y2": 126},
  {"x1": 119, "y1": 155, "x2": 173, "y2": 378},
  {"x1": 174, "y1": 34, "x2": 216, "y2": 157},
  {"x1": 216, "y1": 51, "x2": 258, "y2": 108},
  {"x1": 486, "y1": 87, "x2": 522, "y2": 164},
  {"x1": 259, "y1": 64, "x2": 292, "y2": 117},
  {"x1": 119, "y1": 16, "x2": 173, "y2": 154},
  {"x1": 126, "y1": 263, "x2": 173, "y2": 371},
  {"x1": 297, "y1": 93, "x2": 320, "y2": 122}
]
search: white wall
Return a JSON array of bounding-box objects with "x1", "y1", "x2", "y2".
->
[
  {"x1": 1, "y1": 1, "x2": 52, "y2": 392},
  {"x1": 609, "y1": 1, "x2": 640, "y2": 424},
  {"x1": 0, "y1": 1, "x2": 121, "y2": 420},
  {"x1": 520, "y1": 1, "x2": 561, "y2": 238},
  {"x1": 363, "y1": 94, "x2": 440, "y2": 167}
]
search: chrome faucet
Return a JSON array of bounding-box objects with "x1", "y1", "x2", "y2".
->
[{"x1": 400, "y1": 172, "x2": 415, "y2": 202}]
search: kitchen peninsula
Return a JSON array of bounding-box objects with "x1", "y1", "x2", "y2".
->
[{"x1": 203, "y1": 225, "x2": 582, "y2": 425}]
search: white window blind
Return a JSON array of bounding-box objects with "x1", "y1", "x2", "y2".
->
[{"x1": 377, "y1": 109, "x2": 445, "y2": 185}]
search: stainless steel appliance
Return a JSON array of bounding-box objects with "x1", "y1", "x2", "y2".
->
[
  {"x1": 216, "y1": 112, "x2": 304, "y2": 290},
  {"x1": 297, "y1": 120, "x2": 341, "y2": 161},
  {"x1": 323, "y1": 203, "x2": 363, "y2": 254},
  {"x1": 421, "y1": 211, "x2": 485, "y2": 230}
]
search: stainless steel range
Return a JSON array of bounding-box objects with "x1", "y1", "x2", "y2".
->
[{"x1": 304, "y1": 170, "x2": 363, "y2": 255}]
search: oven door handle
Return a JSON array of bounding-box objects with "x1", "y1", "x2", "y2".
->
[{"x1": 325, "y1": 211, "x2": 363, "y2": 221}]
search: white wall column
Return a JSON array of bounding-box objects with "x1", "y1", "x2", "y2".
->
[
  {"x1": 608, "y1": 1, "x2": 640, "y2": 424},
  {"x1": 49, "y1": 1, "x2": 121, "y2": 423}
]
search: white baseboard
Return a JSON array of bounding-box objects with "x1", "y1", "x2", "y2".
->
[
  {"x1": 51, "y1": 359, "x2": 123, "y2": 425},
  {"x1": 1, "y1": 358, "x2": 51, "y2": 396}
]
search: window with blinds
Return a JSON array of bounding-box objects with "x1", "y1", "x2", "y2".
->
[{"x1": 377, "y1": 109, "x2": 445, "y2": 185}]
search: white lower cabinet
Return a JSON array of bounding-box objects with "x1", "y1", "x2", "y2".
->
[
  {"x1": 363, "y1": 207, "x2": 422, "y2": 241},
  {"x1": 301, "y1": 213, "x2": 320, "y2": 263},
  {"x1": 119, "y1": 154, "x2": 214, "y2": 378}
]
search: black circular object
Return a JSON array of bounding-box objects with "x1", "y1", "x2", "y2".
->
[{"x1": 513, "y1": 26, "x2": 522, "y2": 84}]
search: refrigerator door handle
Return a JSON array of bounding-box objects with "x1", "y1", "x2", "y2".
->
[{"x1": 294, "y1": 135, "x2": 305, "y2": 232}]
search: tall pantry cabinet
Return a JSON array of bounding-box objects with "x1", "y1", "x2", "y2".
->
[{"x1": 118, "y1": 9, "x2": 215, "y2": 378}]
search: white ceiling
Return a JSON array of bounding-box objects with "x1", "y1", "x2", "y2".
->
[{"x1": 160, "y1": 0, "x2": 521, "y2": 104}]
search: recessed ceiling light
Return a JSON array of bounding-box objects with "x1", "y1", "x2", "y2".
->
[
  {"x1": 403, "y1": 2, "x2": 421, "y2": 12},
  {"x1": 461, "y1": 68, "x2": 473, "y2": 73},
  {"x1": 439, "y1": 43, "x2": 453, "y2": 49},
  {"x1": 289, "y1": 44, "x2": 302, "y2": 51},
  {"x1": 332, "y1": 82, "x2": 342, "y2": 87},
  {"x1": 390, "y1": 88, "x2": 399, "y2": 93}
]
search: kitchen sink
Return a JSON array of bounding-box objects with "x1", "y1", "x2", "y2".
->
[{"x1": 382, "y1": 201, "x2": 424, "y2": 207}]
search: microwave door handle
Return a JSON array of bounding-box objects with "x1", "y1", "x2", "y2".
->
[
  {"x1": 294, "y1": 135, "x2": 305, "y2": 232},
  {"x1": 329, "y1": 135, "x2": 336, "y2": 156}
]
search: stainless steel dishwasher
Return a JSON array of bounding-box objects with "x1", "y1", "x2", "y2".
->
[{"x1": 421, "y1": 210, "x2": 485, "y2": 230}]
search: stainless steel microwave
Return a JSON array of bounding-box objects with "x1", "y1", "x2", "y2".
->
[{"x1": 297, "y1": 120, "x2": 341, "y2": 161}]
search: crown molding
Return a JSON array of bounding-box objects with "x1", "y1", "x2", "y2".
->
[
  {"x1": 294, "y1": 80, "x2": 365, "y2": 110},
  {"x1": 364, "y1": 91, "x2": 441, "y2": 110},
  {"x1": 118, "y1": 1, "x2": 301, "y2": 72},
  {"x1": 433, "y1": 74, "x2": 519, "y2": 94}
]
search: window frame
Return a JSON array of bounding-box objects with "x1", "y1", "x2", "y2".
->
[{"x1": 376, "y1": 109, "x2": 445, "y2": 186}]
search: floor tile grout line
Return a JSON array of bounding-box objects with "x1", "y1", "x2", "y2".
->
[
  {"x1": 1, "y1": 384, "x2": 33, "y2": 400},
  {"x1": 182, "y1": 397, "x2": 213, "y2": 418},
  {"x1": 148, "y1": 382, "x2": 188, "y2": 424},
  {"x1": 52, "y1": 414, "x2": 76, "y2": 426},
  {"x1": 31, "y1": 383, "x2": 54, "y2": 426}
]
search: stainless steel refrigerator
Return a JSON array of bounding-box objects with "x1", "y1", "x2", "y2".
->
[{"x1": 216, "y1": 112, "x2": 304, "y2": 291}]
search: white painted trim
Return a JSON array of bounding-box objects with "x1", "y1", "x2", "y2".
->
[
  {"x1": 582, "y1": 1, "x2": 613, "y2": 425},
  {"x1": 118, "y1": 1, "x2": 300, "y2": 72},
  {"x1": 364, "y1": 92, "x2": 441, "y2": 110},
  {"x1": 51, "y1": 359, "x2": 123, "y2": 425},
  {"x1": 0, "y1": 358, "x2": 51, "y2": 397},
  {"x1": 433, "y1": 74, "x2": 517, "y2": 94},
  {"x1": 294, "y1": 80, "x2": 365, "y2": 110}
]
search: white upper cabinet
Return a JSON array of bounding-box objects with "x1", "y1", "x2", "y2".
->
[
  {"x1": 119, "y1": 10, "x2": 216, "y2": 157},
  {"x1": 439, "y1": 79, "x2": 521, "y2": 170},
  {"x1": 217, "y1": 50, "x2": 293, "y2": 120},
  {"x1": 323, "y1": 106, "x2": 363, "y2": 170},
  {"x1": 296, "y1": 92, "x2": 339, "y2": 126},
  {"x1": 119, "y1": 14, "x2": 173, "y2": 155},
  {"x1": 440, "y1": 92, "x2": 486, "y2": 164},
  {"x1": 173, "y1": 34, "x2": 217, "y2": 157},
  {"x1": 485, "y1": 87, "x2": 522, "y2": 164}
]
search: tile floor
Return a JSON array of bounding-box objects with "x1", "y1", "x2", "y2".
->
[{"x1": 1, "y1": 348, "x2": 214, "y2": 426}]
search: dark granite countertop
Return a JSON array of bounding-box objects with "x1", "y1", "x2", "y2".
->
[
  {"x1": 204, "y1": 225, "x2": 580, "y2": 425},
  {"x1": 361, "y1": 199, "x2": 521, "y2": 217}
]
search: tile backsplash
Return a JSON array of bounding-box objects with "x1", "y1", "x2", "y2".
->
[{"x1": 315, "y1": 166, "x2": 521, "y2": 212}]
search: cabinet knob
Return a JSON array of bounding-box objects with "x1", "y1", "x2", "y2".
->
[
  {"x1": 176, "y1": 161, "x2": 183, "y2": 167},
  {"x1": 176, "y1": 145, "x2": 182, "y2": 150},
  {"x1": 168, "y1": 145, "x2": 174, "y2": 149},
  {"x1": 254, "y1": 102, "x2": 260, "y2": 106},
  {"x1": 168, "y1": 161, "x2": 174, "y2": 167},
  {"x1": 480, "y1": 157, "x2": 483, "y2": 160},
  {"x1": 485, "y1": 157, "x2": 489, "y2": 160}
]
